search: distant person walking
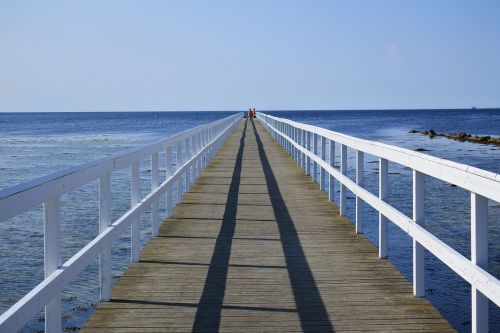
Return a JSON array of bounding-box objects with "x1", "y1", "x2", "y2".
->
[{"x1": 248, "y1": 108, "x2": 256, "y2": 119}]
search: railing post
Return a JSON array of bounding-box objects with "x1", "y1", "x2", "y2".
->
[
  {"x1": 284, "y1": 123, "x2": 287, "y2": 150},
  {"x1": 286, "y1": 124, "x2": 290, "y2": 154},
  {"x1": 302, "y1": 130, "x2": 307, "y2": 171},
  {"x1": 188, "y1": 137, "x2": 193, "y2": 189},
  {"x1": 166, "y1": 146, "x2": 173, "y2": 218},
  {"x1": 176, "y1": 141, "x2": 182, "y2": 204},
  {"x1": 329, "y1": 140, "x2": 335, "y2": 202},
  {"x1": 413, "y1": 170, "x2": 425, "y2": 297},
  {"x1": 285, "y1": 124, "x2": 292, "y2": 155},
  {"x1": 283, "y1": 123, "x2": 287, "y2": 149},
  {"x1": 196, "y1": 133, "x2": 202, "y2": 177},
  {"x1": 43, "y1": 196, "x2": 61, "y2": 333},
  {"x1": 306, "y1": 132, "x2": 312, "y2": 176},
  {"x1": 184, "y1": 137, "x2": 192, "y2": 192},
  {"x1": 184, "y1": 138, "x2": 190, "y2": 191},
  {"x1": 356, "y1": 151, "x2": 364, "y2": 234},
  {"x1": 293, "y1": 126, "x2": 299, "y2": 165},
  {"x1": 151, "y1": 152, "x2": 160, "y2": 237},
  {"x1": 131, "y1": 161, "x2": 140, "y2": 262},
  {"x1": 204, "y1": 128, "x2": 208, "y2": 149},
  {"x1": 313, "y1": 133, "x2": 318, "y2": 183},
  {"x1": 471, "y1": 193, "x2": 488, "y2": 333},
  {"x1": 278, "y1": 122, "x2": 282, "y2": 147},
  {"x1": 99, "y1": 174, "x2": 112, "y2": 301},
  {"x1": 320, "y1": 136, "x2": 326, "y2": 191},
  {"x1": 340, "y1": 144, "x2": 347, "y2": 216},
  {"x1": 202, "y1": 131, "x2": 207, "y2": 168},
  {"x1": 282, "y1": 122, "x2": 285, "y2": 148},
  {"x1": 275, "y1": 121, "x2": 279, "y2": 144},
  {"x1": 379, "y1": 158, "x2": 388, "y2": 259},
  {"x1": 194, "y1": 134, "x2": 200, "y2": 179},
  {"x1": 298, "y1": 129, "x2": 302, "y2": 168}
]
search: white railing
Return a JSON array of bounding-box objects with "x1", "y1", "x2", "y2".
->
[
  {"x1": 0, "y1": 113, "x2": 242, "y2": 332},
  {"x1": 257, "y1": 112, "x2": 500, "y2": 333}
]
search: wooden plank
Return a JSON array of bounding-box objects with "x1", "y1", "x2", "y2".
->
[{"x1": 81, "y1": 119, "x2": 454, "y2": 332}]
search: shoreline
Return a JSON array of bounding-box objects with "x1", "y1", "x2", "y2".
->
[{"x1": 409, "y1": 129, "x2": 500, "y2": 146}]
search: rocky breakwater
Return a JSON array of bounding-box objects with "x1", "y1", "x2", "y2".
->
[{"x1": 409, "y1": 129, "x2": 500, "y2": 146}]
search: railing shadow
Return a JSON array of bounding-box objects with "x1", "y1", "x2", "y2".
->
[
  {"x1": 191, "y1": 119, "x2": 247, "y2": 331},
  {"x1": 251, "y1": 120, "x2": 334, "y2": 332},
  {"x1": 191, "y1": 118, "x2": 334, "y2": 332}
]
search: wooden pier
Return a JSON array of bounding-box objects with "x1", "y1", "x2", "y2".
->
[{"x1": 81, "y1": 119, "x2": 454, "y2": 332}]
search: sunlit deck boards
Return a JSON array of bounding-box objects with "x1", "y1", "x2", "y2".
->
[{"x1": 81, "y1": 119, "x2": 454, "y2": 332}]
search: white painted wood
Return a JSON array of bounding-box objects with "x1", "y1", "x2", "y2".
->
[
  {"x1": 297, "y1": 128, "x2": 301, "y2": 168},
  {"x1": 176, "y1": 141, "x2": 183, "y2": 167},
  {"x1": 131, "y1": 161, "x2": 140, "y2": 262},
  {"x1": 0, "y1": 114, "x2": 241, "y2": 223},
  {"x1": 282, "y1": 123, "x2": 286, "y2": 148},
  {"x1": 285, "y1": 123, "x2": 289, "y2": 153},
  {"x1": 255, "y1": 118, "x2": 500, "y2": 307},
  {"x1": 379, "y1": 158, "x2": 388, "y2": 259},
  {"x1": 9, "y1": 112, "x2": 490, "y2": 333},
  {"x1": 43, "y1": 197, "x2": 61, "y2": 333},
  {"x1": 279, "y1": 122, "x2": 282, "y2": 146},
  {"x1": 184, "y1": 138, "x2": 190, "y2": 190},
  {"x1": 176, "y1": 142, "x2": 183, "y2": 204},
  {"x1": 99, "y1": 174, "x2": 112, "y2": 301},
  {"x1": 151, "y1": 153, "x2": 160, "y2": 237},
  {"x1": 300, "y1": 129, "x2": 305, "y2": 169},
  {"x1": 329, "y1": 140, "x2": 335, "y2": 202},
  {"x1": 196, "y1": 133, "x2": 202, "y2": 177},
  {"x1": 165, "y1": 146, "x2": 173, "y2": 217},
  {"x1": 258, "y1": 113, "x2": 500, "y2": 202},
  {"x1": 306, "y1": 132, "x2": 312, "y2": 176},
  {"x1": 313, "y1": 133, "x2": 318, "y2": 183},
  {"x1": 320, "y1": 136, "x2": 326, "y2": 191},
  {"x1": 0, "y1": 160, "x2": 114, "y2": 223},
  {"x1": 413, "y1": 170, "x2": 425, "y2": 297},
  {"x1": 471, "y1": 193, "x2": 488, "y2": 333},
  {"x1": 4, "y1": 111, "x2": 500, "y2": 332},
  {"x1": 356, "y1": 150, "x2": 364, "y2": 234},
  {"x1": 293, "y1": 127, "x2": 298, "y2": 162},
  {"x1": 340, "y1": 144, "x2": 347, "y2": 216},
  {"x1": 0, "y1": 113, "x2": 241, "y2": 333},
  {"x1": 298, "y1": 129, "x2": 301, "y2": 164},
  {"x1": 283, "y1": 124, "x2": 290, "y2": 154}
]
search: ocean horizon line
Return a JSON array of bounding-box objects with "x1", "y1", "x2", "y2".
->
[{"x1": 1, "y1": 107, "x2": 500, "y2": 114}]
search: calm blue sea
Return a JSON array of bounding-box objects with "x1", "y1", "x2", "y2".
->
[{"x1": 1, "y1": 110, "x2": 499, "y2": 332}]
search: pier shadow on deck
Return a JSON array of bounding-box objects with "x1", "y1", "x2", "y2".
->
[{"x1": 81, "y1": 119, "x2": 454, "y2": 332}]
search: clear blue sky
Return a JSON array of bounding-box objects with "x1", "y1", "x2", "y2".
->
[{"x1": 1, "y1": 0, "x2": 500, "y2": 112}]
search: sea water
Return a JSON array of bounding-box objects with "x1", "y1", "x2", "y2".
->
[{"x1": 0, "y1": 110, "x2": 499, "y2": 332}]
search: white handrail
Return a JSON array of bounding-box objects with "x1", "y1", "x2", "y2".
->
[
  {"x1": 257, "y1": 112, "x2": 499, "y2": 333},
  {"x1": 0, "y1": 114, "x2": 241, "y2": 222},
  {"x1": 0, "y1": 112, "x2": 242, "y2": 332}
]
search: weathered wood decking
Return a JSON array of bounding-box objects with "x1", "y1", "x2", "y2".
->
[{"x1": 81, "y1": 119, "x2": 454, "y2": 332}]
